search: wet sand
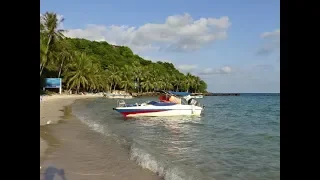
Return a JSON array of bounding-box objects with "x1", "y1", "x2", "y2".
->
[
  {"x1": 40, "y1": 95, "x2": 160, "y2": 180},
  {"x1": 40, "y1": 95, "x2": 98, "y2": 161}
]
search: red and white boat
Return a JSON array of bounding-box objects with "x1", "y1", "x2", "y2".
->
[{"x1": 113, "y1": 90, "x2": 205, "y2": 117}]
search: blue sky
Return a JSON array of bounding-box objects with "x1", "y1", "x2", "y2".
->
[{"x1": 41, "y1": 0, "x2": 280, "y2": 93}]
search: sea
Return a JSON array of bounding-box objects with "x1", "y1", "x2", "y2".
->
[{"x1": 71, "y1": 93, "x2": 280, "y2": 180}]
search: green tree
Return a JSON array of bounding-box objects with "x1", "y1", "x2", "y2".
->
[
  {"x1": 63, "y1": 52, "x2": 95, "y2": 93},
  {"x1": 40, "y1": 11, "x2": 209, "y2": 94}
]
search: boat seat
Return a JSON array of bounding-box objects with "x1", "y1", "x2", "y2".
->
[{"x1": 147, "y1": 101, "x2": 176, "y2": 106}]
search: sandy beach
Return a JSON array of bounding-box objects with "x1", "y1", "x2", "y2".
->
[
  {"x1": 40, "y1": 95, "x2": 99, "y2": 163},
  {"x1": 40, "y1": 95, "x2": 160, "y2": 180}
]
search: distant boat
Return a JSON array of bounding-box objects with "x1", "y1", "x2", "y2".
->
[
  {"x1": 190, "y1": 95, "x2": 203, "y2": 99},
  {"x1": 113, "y1": 90, "x2": 205, "y2": 117}
]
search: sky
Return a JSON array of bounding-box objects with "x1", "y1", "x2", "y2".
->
[{"x1": 40, "y1": 0, "x2": 280, "y2": 93}]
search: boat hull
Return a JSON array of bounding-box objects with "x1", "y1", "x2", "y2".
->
[{"x1": 113, "y1": 105, "x2": 203, "y2": 117}]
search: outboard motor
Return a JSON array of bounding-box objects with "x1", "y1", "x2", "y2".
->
[{"x1": 188, "y1": 98, "x2": 199, "y2": 106}]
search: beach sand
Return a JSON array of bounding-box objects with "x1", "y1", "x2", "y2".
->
[
  {"x1": 40, "y1": 95, "x2": 160, "y2": 180},
  {"x1": 40, "y1": 95, "x2": 98, "y2": 161}
]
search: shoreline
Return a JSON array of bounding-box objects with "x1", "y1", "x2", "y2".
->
[
  {"x1": 40, "y1": 95, "x2": 160, "y2": 179},
  {"x1": 40, "y1": 95, "x2": 100, "y2": 162},
  {"x1": 40, "y1": 94, "x2": 100, "y2": 126}
]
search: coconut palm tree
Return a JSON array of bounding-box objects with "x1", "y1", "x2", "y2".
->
[
  {"x1": 56, "y1": 42, "x2": 73, "y2": 78},
  {"x1": 141, "y1": 77, "x2": 154, "y2": 92},
  {"x1": 63, "y1": 52, "x2": 95, "y2": 93},
  {"x1": 40, "y1": 12, "x2": 65, "y2": 46},
  {"x1": 106, "y1": 64, "x2": 121, "y2": 92},
  {"x1": 173, "y1": 74, "x2": 184, "y2": 91},
  {"x1": 184, "y1": 73, "x2": 194, "y2": 92},
  {"x1": 192, "y1": 76, "x2": 201, "y2": 93},
  {"x1": 40, "y1": 36, "x2": 50, "y2": 76},
  {"x1": 40, "y1": 12, "x2": 65, "y2": 77},
  {"x1": 119, "y1": 65, "x2": 134, "y2": 92},
  {"x1": 132, "y1": 63, "x2": 143, "y2": 92}
]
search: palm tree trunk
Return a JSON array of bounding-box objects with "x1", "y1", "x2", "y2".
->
[
  {"x1": 40, "y1": 41, "x2": 50, "y2": 77},
  {"x1": 77, "y1": 84, "x2": 80, "y2": 94},
  {"x1": 109, "y1": 83, "x2": 113, "y2": 92},
  {"x1": 40, "y1": 65, "x2": 45, "y2": 77},
  {"x1": 58, "y1": 59, "x2": 64, "y2": 78},
  {"x1": 113, "y1": 84, "x2": 116, "y2": 91}
]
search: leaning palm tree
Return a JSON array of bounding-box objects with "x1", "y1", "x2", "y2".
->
[
  {"x1": 40, "y1": 12, "x2": 65, "y2": 76},
  {"x1": 40, "y1": 12, "x2": 65, "y2": 46},
  {"x1": 40, "y1": 36, "x2": 50, "y2": 76},
  {"x1": 63, "y1": 52, "x2": 94, "y2": 93},
  {"x1": 55, "y1": 41, "x2": 73, "y2": 78}
]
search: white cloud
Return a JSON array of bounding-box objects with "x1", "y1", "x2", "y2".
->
[
  {"x1": 221, "y1": 66, "x2": 232, "y2": 73},
  {"x1": 261, "y1": 29, "x2": 280, "y2": 39},
  {"x1": 257, "y1": 29, "x2": 280, "y2": 56},
  {"x1": 199, "y1": 66, "x2": 232, "y2": 75},
  {"x1": 63, "y1": 13, "x2": 231, "y2": 53},
  {"x1": 177, "y1": 64, "x2": 198, "y2": 72}
]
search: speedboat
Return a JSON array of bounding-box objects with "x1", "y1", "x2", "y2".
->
[{"x1": 112, "y1": 90, "x2": 205, "y2": 117}]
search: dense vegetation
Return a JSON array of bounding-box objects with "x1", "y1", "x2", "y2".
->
[{"x1": 40, "y1": 12, "x2": 208, "y2": 94}]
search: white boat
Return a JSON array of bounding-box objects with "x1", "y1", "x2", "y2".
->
[
  {"x1": 113, "y1": 90, "x2": 205, "y2": 117},
  {"x1": 191, "y1": 95, "x2": 203, "y2": 99}
]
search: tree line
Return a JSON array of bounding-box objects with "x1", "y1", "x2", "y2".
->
[{"x1": 40, "y1": 12, "x2": 208, "y2": 94}]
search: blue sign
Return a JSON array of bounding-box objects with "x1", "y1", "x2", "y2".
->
[{"x1": 45, "y1": 78, "x2": 61, "y2": 88}]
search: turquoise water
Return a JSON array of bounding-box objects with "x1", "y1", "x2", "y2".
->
[{"x1": 72, "y1": 94, "x2": 280, "y2": 180}]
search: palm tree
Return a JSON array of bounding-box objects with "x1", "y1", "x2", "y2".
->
[
  {"x1": 56, "y1": 42, "x2": 73, "y2": 78},
  {"x1": 120, "y1": 65, "x2": 134, "y2": 92},
  {"x1": 141, "y1": 77, "x2": 154, "y2": 92},
  {"x1": 40, "y1": 12, "x2": 65, "y2": 77},
  {"x1": 40, "y1": 12, "x2": 65, "y2": 46},
  {"x1": 63, "y1": 52, "x2": 94, "y2": 93},
  {"x1": 86, "y1": 63, "x2": 106, "y2": 92},
  {"x1": 40, "y1": 36, "x2": 50, "y2": 76},
  {"x1": 132, "y1": 63, "x2": 143, "y2": 92},
  {"x1": 106, "y1": 64, "x2": 121, "y2": 92},
  {"x1": 184, "y1": 73, "x2": 194, "y2": 92},
  {"x1": 173, "y1": 74, "x2": 184, "y2": 91},
  {"x1": 139, "y1": 66, "x2": 151, "y2": 92},
  {"x1": 192, "y1": 76, "x2": 201, "y2": 93}
]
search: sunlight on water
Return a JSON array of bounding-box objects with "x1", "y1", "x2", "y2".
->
[{"x1": 72, "y1": 94, "x2": 280, "y2": 180}]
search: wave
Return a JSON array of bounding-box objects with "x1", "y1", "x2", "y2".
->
[
  {"x1": 130, "y1": 141, "x2": 211, "y2": 180},
  {"x1": 71, "y1": 102, "x2": 212, "y2": 180}
]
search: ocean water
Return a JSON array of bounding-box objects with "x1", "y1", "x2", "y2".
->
[{"x1": 72, "y1": 94, "x2": 280, "y2": 180}]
